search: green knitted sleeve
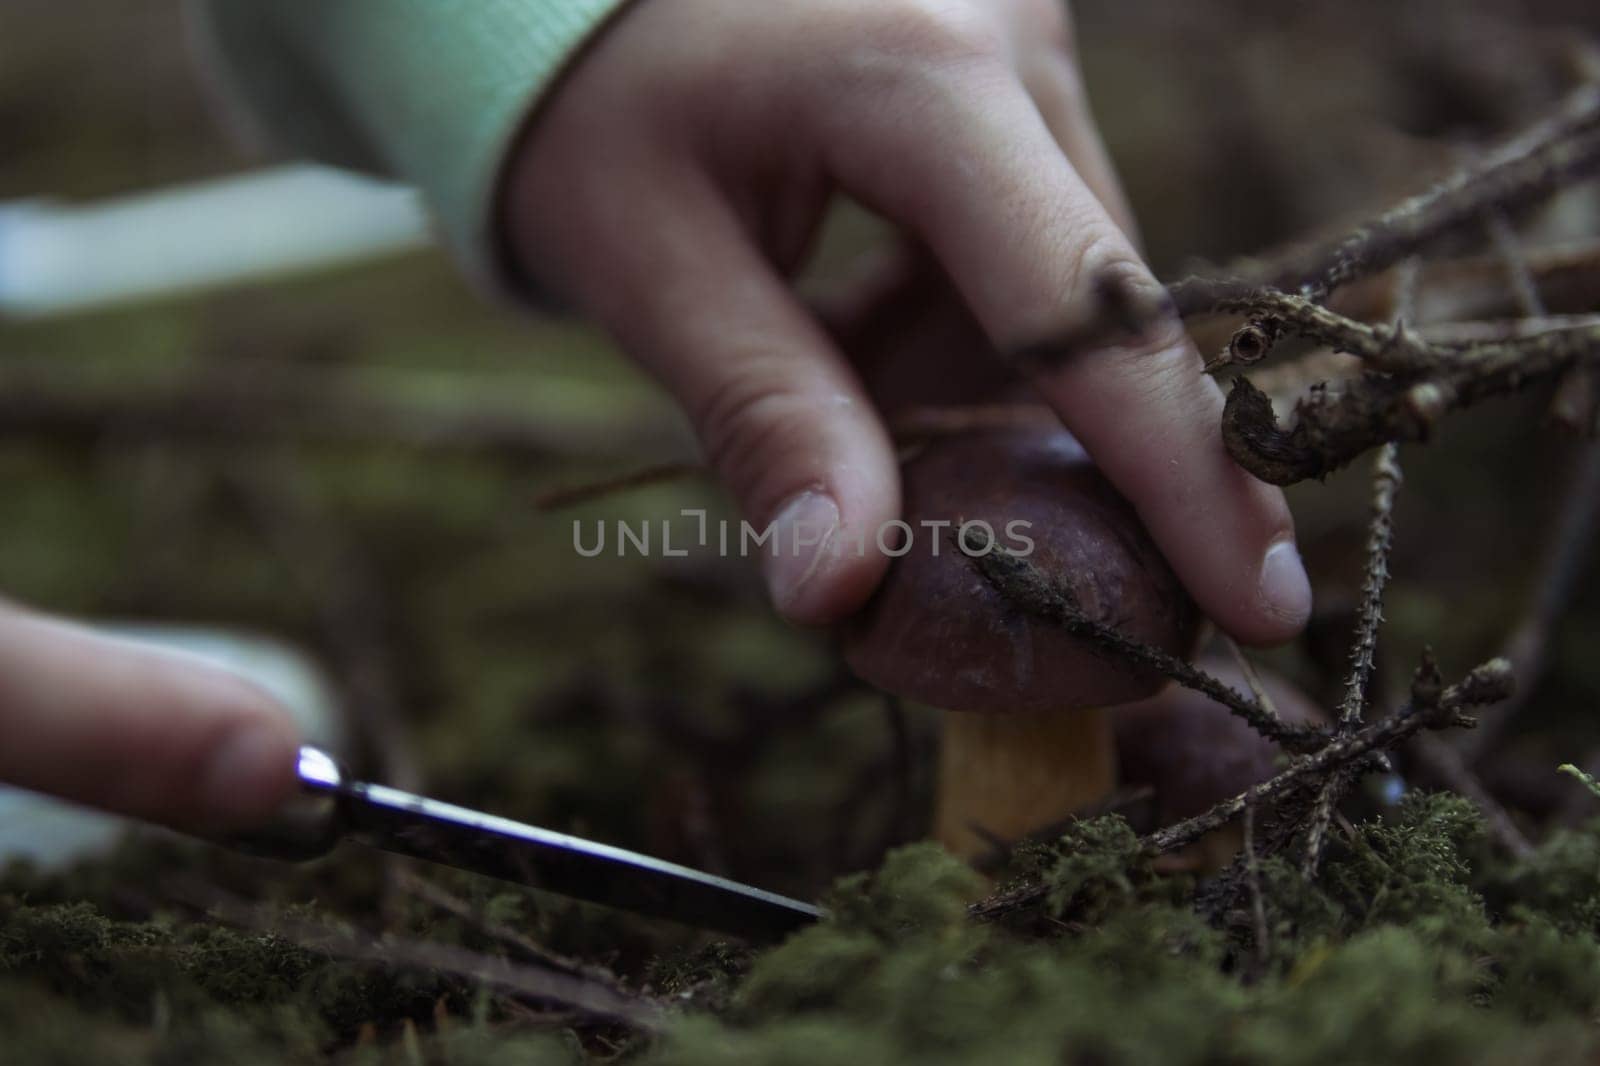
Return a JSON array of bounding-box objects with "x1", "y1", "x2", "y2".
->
[{"x1": 192, "y1": 0, "x2": 637, "y2": 291}]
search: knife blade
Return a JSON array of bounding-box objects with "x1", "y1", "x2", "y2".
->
[{"x1": 230, "y1": 747, "x2": 822, "y2": 942}]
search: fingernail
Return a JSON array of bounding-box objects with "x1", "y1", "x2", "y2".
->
[
  {"x1": 1258, "y1": 537, "x2": 1313, "y2": 628},
  {"x1": 762, "y1": 491, "x2": 841, "y2": 615},
  {"x1": 202, "y1": 717, "x2": 298, "y2": 826}
]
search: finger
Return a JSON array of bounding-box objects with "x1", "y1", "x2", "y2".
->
[
  {"x1": 819, "y1": 59, "x2": 1310, "y2": 645},
  {"x1": 1018, "y1": 50, "x2": 1141, "y2": 245},
  {"x1": 0, "y1": 602, "x2": 302, "y2": 834},
  {"x1": 583, "y1": 174, "x2": 901, "y2": 625}
]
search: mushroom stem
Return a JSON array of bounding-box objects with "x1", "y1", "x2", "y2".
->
[{"x1": 934, "y1": 706, "x2": 1116, "y2": 859}]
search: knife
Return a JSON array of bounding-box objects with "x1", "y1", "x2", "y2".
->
[{"x1": 227, "y1": 746, "x2": 822, "y2": 942}]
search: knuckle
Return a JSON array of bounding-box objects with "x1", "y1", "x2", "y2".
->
[
  {"x1": 1052, "y1": 242, "x2": 1197, "y2": 394},
  {"x1": 1057, "y1": 228, "x2": 1135, "y2": 310},
  {"x1": 691, "y1": 365, "x2": 828, "y2": 514}
]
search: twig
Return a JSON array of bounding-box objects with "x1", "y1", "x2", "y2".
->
[
  {"x1": 961, "y1": 529, "x2": 1325, "y2": 751},
  {"x1": 1003, "y1": 273, "x2": 1179, "y2": 374},
  {"x1": 1236, "y1": 318, "x2": 1600, "y2": 414},
  {"x1": 1217, "y1": 322, "x2": 1600, "y2": 484},
  {"x1": 1390, "y1": 257, "x2": 1423, "y2": 330},
  {"x1": 1339, "y1": 444, "x2": 1403, "y2": 731},
  {"x1": 971, "y1": 659, "x2": 1513, "y2": 922},
  {"x1": 1487, "y1": 207, "x2": 1597, "y2": 429},
  {"x1": 1180, "y1": 238, "x2": 1600, "y2": 363},
  {"x1": 1165, "y1": 89, "x2": 1600, "y2": 484},
  {"x1": 1306, "y1": 442, "x2": 1401, "y2": 879},
  {"x1": 1290, "y1": 238, "x2": 1600, "y2": 339},
  {"x1": 394, "y1": 872, "x2": 633, "y2": 994},
  {"x1": 1299, "y1": 773, "x2": 1347, "y2": 880},
  {"x1": 534, "y1": 463, "x2": 701, "y2": 511},
  {"x1": 1171, "y1": 84, "x2": 1600, "y2": 308},
  {"x1": 1485, "y1": 211, "x2": 1548, "y2": 318},
  {"x1": 1220, "y1": 635, "x2": 1283, "y2": 725},
  {"x1": 1183, "y1": 281, "x2": 1439, "y2": 373},
  {"x1": 528, "y1": 404, "x2": 1074, "y2": 513},
  {"x1": 1147, "y1": 659, "x2": 1509, "y2": 853}
]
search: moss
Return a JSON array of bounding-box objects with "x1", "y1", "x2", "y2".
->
[
  {"x1": 12, "y1": 799, "x2": 1600, "y2": 1064},
  {"x1": 1488, "y1": 916, "x2": 1600, "y2": 1023},
  {"x1": 1008, "y1": 815, "x2": 1157, "y2": 922},
  {"x1": 730, "y1": 845, "x2": 983, "y2": 1022},
  {"x1": 1327, "y1": 792, "x2": 1495, "y2": 951},
  {"x1": 822, "y1": 843, "x2": 986, "y2": 940},
  {"x1": 684, "y1": 800, "x2": 1600, "y2": 1064},
  {"x1": 641, "y1": 806, "x2": 1600, "y2": 1066},
  {"x1": 1245, "y1": 928, "x2": 1501, "y2": 1066},
  {"x1": 344, "y1": 1023, "x2": 584, "y2": 1066},
  {"x1": 1480, "y1": 820, "x2": 1600, "y2": 934},
  {"x1": 643, "y1": 941, "x2": 753, "y2": 1010},
  {"x1": 0, "y1": 898, "x2": 469, "y2": 1054}
]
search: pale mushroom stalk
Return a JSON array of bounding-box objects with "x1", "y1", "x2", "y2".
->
[{"x1": 935, "y1": 709, "x2": 1116, "y2": 857}]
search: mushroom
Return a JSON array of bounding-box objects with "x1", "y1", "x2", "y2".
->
[
  {"x1": 1114, "y1": 657, "x2": 1324, "y2": 869},
  {"x1": 843, "y1": 425, "x2": 1200, "y2": 859}
]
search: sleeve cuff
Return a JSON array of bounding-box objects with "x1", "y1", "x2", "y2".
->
[{"x1": 196, "y1": 0, "x2": 638, "y2": 297}]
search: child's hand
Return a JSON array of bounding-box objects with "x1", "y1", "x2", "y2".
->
[
  {"x1": 503, "y1": 0, "x2": 1311, "y2": 641},
  {"x1": 0, "y1": 601, "x2": 300, "y2": 835}
]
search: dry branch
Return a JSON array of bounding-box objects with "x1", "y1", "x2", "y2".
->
[
  {"x1": 1171, "y1": 85, "x2": 1600, "y2": 307},
  {"x1": 1338, "y1": 444, "x2": 1402, "y2": 731},
  {"x1": 971, "y1": 659, "x2": 1513, "y2": 922},
  {"x1": 960, "y1": 529, "x2": 1322, "y2": 751},
  {"x1": 1217, "y1": 318, "x2": 1600, "y2": 484}
]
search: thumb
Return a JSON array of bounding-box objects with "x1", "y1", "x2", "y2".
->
[{"x1": 0, "y1": 601, "x2": 302, "y2": 835}]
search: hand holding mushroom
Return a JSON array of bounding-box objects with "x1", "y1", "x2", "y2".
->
[{"x1": 844, "y1": 425, "x2": 1205, "y2": 858}]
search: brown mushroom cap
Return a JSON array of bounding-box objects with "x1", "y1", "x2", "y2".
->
[
  {"x1": 843, "y1": 426, "x2": 1200, "y2": 714},
  {"x1": 1115, "y1": 658, "x2": 1324, "y2": 825}
]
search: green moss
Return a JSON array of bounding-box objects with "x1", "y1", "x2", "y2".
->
[
  {"x1": 1328, "y1": 792, "x2": 1494, "y2": 951},
  {"x1": 822, "y1": 844, "x2": 986, "y2": 940},
  {"x1": 1480, "y1": 820, "x2": 1600, "y2": 935},
  {"x1": 0, "y1": 897, "x2": 472, "y2": 1055},
  {"x1": 12, "y1": 797, "x2": 1600, "y2": 1064},
  {"x1": 1009, "y1": 815, "x2": 1159, "y2": 921}
]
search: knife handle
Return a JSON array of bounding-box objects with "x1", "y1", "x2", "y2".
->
[{"x1": 221, "y1": 746, "x2": 347, "y2": 861}]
